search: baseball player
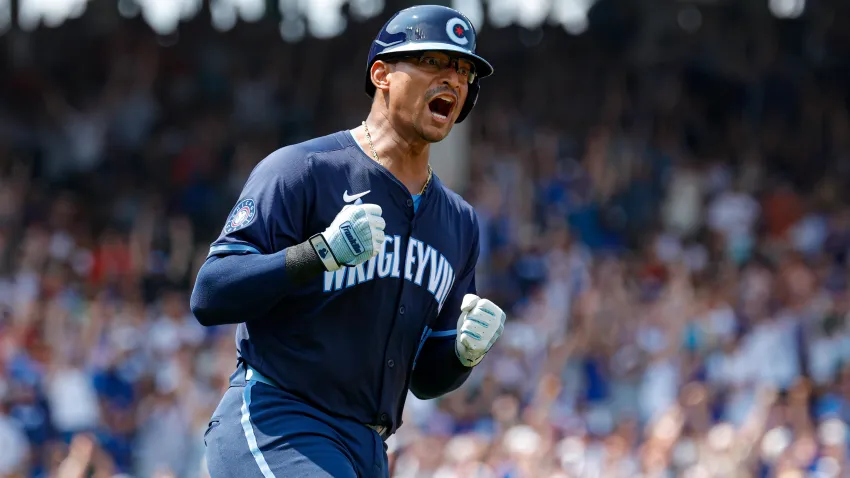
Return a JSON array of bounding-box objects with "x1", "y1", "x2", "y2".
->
[{"x1": 190, "y1": 5, "x2": 506, "y2": 477}]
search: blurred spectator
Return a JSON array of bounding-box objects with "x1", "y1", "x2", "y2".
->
[{"x1": 5, "y1": 1, "x2": 850, "y2": 477}]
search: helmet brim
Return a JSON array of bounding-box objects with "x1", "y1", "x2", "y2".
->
[{"x1": 375, "y1": 41, "x2": 494, "y2": 78}]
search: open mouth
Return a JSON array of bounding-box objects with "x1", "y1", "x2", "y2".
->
[{"x1": 428, "y1": 95, "x2": 456, "y2": 122}]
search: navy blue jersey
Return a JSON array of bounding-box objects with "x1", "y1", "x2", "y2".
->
[{"x1": 192, "y1": 131, "x2": 480, "y2": 434}]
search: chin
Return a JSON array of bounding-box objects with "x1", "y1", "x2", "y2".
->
[
  {"x1": 416, "y1": 115, "x2": 456, "y2": 143},
  {"x1": 418, "y1": 124, "x2": 452, "y2": 143}
]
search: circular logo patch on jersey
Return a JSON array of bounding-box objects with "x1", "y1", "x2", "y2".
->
[
  {"x1": 446, "y1": 18, "x2": 470, "y2": 45},
  {"x1": 225, "y1": 198, "x2": 256, "y2": 233}
]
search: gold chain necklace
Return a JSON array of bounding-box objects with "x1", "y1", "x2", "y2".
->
[{"x1": 362, "y1": 121, "x2": 432, "y2": 196}]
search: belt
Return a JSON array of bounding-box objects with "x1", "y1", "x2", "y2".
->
[{"x1": 243, "y1": 364, "x2": 391, "y2": 440}]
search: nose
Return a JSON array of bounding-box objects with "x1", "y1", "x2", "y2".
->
[{"x1": 440, "y1": 68, "x2": 462, "y2": 93}]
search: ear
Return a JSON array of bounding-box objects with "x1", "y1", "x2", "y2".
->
[{"x1": 370, "y1": 60, "x2": 392, "y2": 95}]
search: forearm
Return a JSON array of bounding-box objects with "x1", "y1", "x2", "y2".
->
[
  {"x1": 190, "y1": 241, "x2": 324, "y2": 326},
  {"x1": 409, "y1": 339, "x2": 472, "y2": 399}
]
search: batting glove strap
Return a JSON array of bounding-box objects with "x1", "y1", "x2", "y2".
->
[
  {"x1": 309, "y1": 234, "x2": 342, "y2": 271},
  {"x1": 455, "y1": 342, "x2": 485, "y2": 367},
  {"x1": 325, "y1": 218, "x2": 373, "y2": 265}
]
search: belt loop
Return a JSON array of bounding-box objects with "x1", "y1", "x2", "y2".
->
[
  {"x1": 367, "y1": 424, "x2": 389, "y2": 441},
  {"x1": 243, "y1": 363, "x2": 280, "y2": 389}
]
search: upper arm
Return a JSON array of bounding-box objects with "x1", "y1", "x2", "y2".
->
[
  {"x1": 429, "y1": 210, "x2": 481, "y2": 338},
  {"x1": 208, "y1": 150, "x2": 313, "y2": 258}
]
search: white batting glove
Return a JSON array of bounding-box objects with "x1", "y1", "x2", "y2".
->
[
  {"x1": 309, "y1": 204, "x2": 385, "y2": 271},
  {"x1": 455, "y1": 294, "x2": 506, "y2": 367}
]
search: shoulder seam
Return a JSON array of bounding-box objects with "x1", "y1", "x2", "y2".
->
[
  {"x1": 270, "y1": 131, "x2": 353, "y2": 159},
  {"x1": 306, "y1": 136, "x2": 356, "y2": 156}
]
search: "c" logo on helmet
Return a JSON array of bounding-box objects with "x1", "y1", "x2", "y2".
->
[{"x1": 446, "y1": 18, "x2": 470, "y2": 45}]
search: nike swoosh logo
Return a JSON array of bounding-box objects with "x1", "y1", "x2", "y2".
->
[{"x1": 343, "y1": 190, "x2": 371, "y2": 202}]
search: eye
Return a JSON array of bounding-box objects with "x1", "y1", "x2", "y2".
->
[{"x1": 421, "y1": 57, "x2": 440, "y2": 67}]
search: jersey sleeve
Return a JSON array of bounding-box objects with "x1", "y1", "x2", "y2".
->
[
  {"x1": 190, "y1": 149, "x2": 315, "y2": 327},
  {"x1": 207, "y1": 149, "x2": 313, "y2": 258}
]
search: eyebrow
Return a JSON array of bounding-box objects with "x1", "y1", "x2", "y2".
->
[{"x1": 422, "y1": 53, "x2": 474, "y2": 65}]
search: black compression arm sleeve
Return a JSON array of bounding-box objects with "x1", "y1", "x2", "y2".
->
[
  {"x1": 285, "y1": 240, "x2": 327, "y2": 285},
  {"x1": 190, "y1": 240, "x2": 328, "y2": 326}
]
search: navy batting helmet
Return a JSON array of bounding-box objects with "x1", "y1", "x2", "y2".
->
[{"x1": 364, "y1": 5, "x2": 494, "y2": 123}]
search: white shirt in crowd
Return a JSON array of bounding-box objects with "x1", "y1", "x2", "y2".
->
[
  {"x1": 707, "y1": 191, "x2": 760, "y2": 241},
  {"x1": 45, "y1": 366, "x2": 101, "y2": 433},
  {"x1": 0, "y1": 413, "x2": 29, "y2": 476},
  {"x1": 662, "y1": 167, "x2": 704, "y2": 237}
]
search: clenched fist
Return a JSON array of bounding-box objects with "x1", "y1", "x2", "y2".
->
[
  {"x1": 309, "y1": 203, "x2": 386, "y2": 271},
  {"x1": 455, "y1": 294, "x2": 506, "y2": 367}
]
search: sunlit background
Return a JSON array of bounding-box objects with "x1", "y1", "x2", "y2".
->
[
  {"x1": 3, "y1": 0, "x2": 850, "y2": 477},
  {"x1": 3, "y1": 0, "x2": 605, "y2": 39},
  {"x1": 0, "y1": 0, "x2": 816, "y2": 41}
]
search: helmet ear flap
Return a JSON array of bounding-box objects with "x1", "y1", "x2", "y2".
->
[{"x1": 455, "y1": 80, "x2": 480, "y2": 123}]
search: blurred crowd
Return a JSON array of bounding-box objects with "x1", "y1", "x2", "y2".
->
[{"x1": 3, "y1": 1, "x2": 850, "y2": 477}]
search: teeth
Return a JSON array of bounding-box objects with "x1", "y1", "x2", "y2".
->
[{"x1": 429, "y1": 95, "x2": 455, "y2": 120}]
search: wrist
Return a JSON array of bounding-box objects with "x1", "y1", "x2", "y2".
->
[
  {"x1": 455, "y1": 340, "x2": 484, "y2": 367},
  {"x1": 308, "y1": 233, "x2": 342, "y2": 271},
  {"x1": 283, "y1": 239, "x2": 333, "y2": 286}
]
